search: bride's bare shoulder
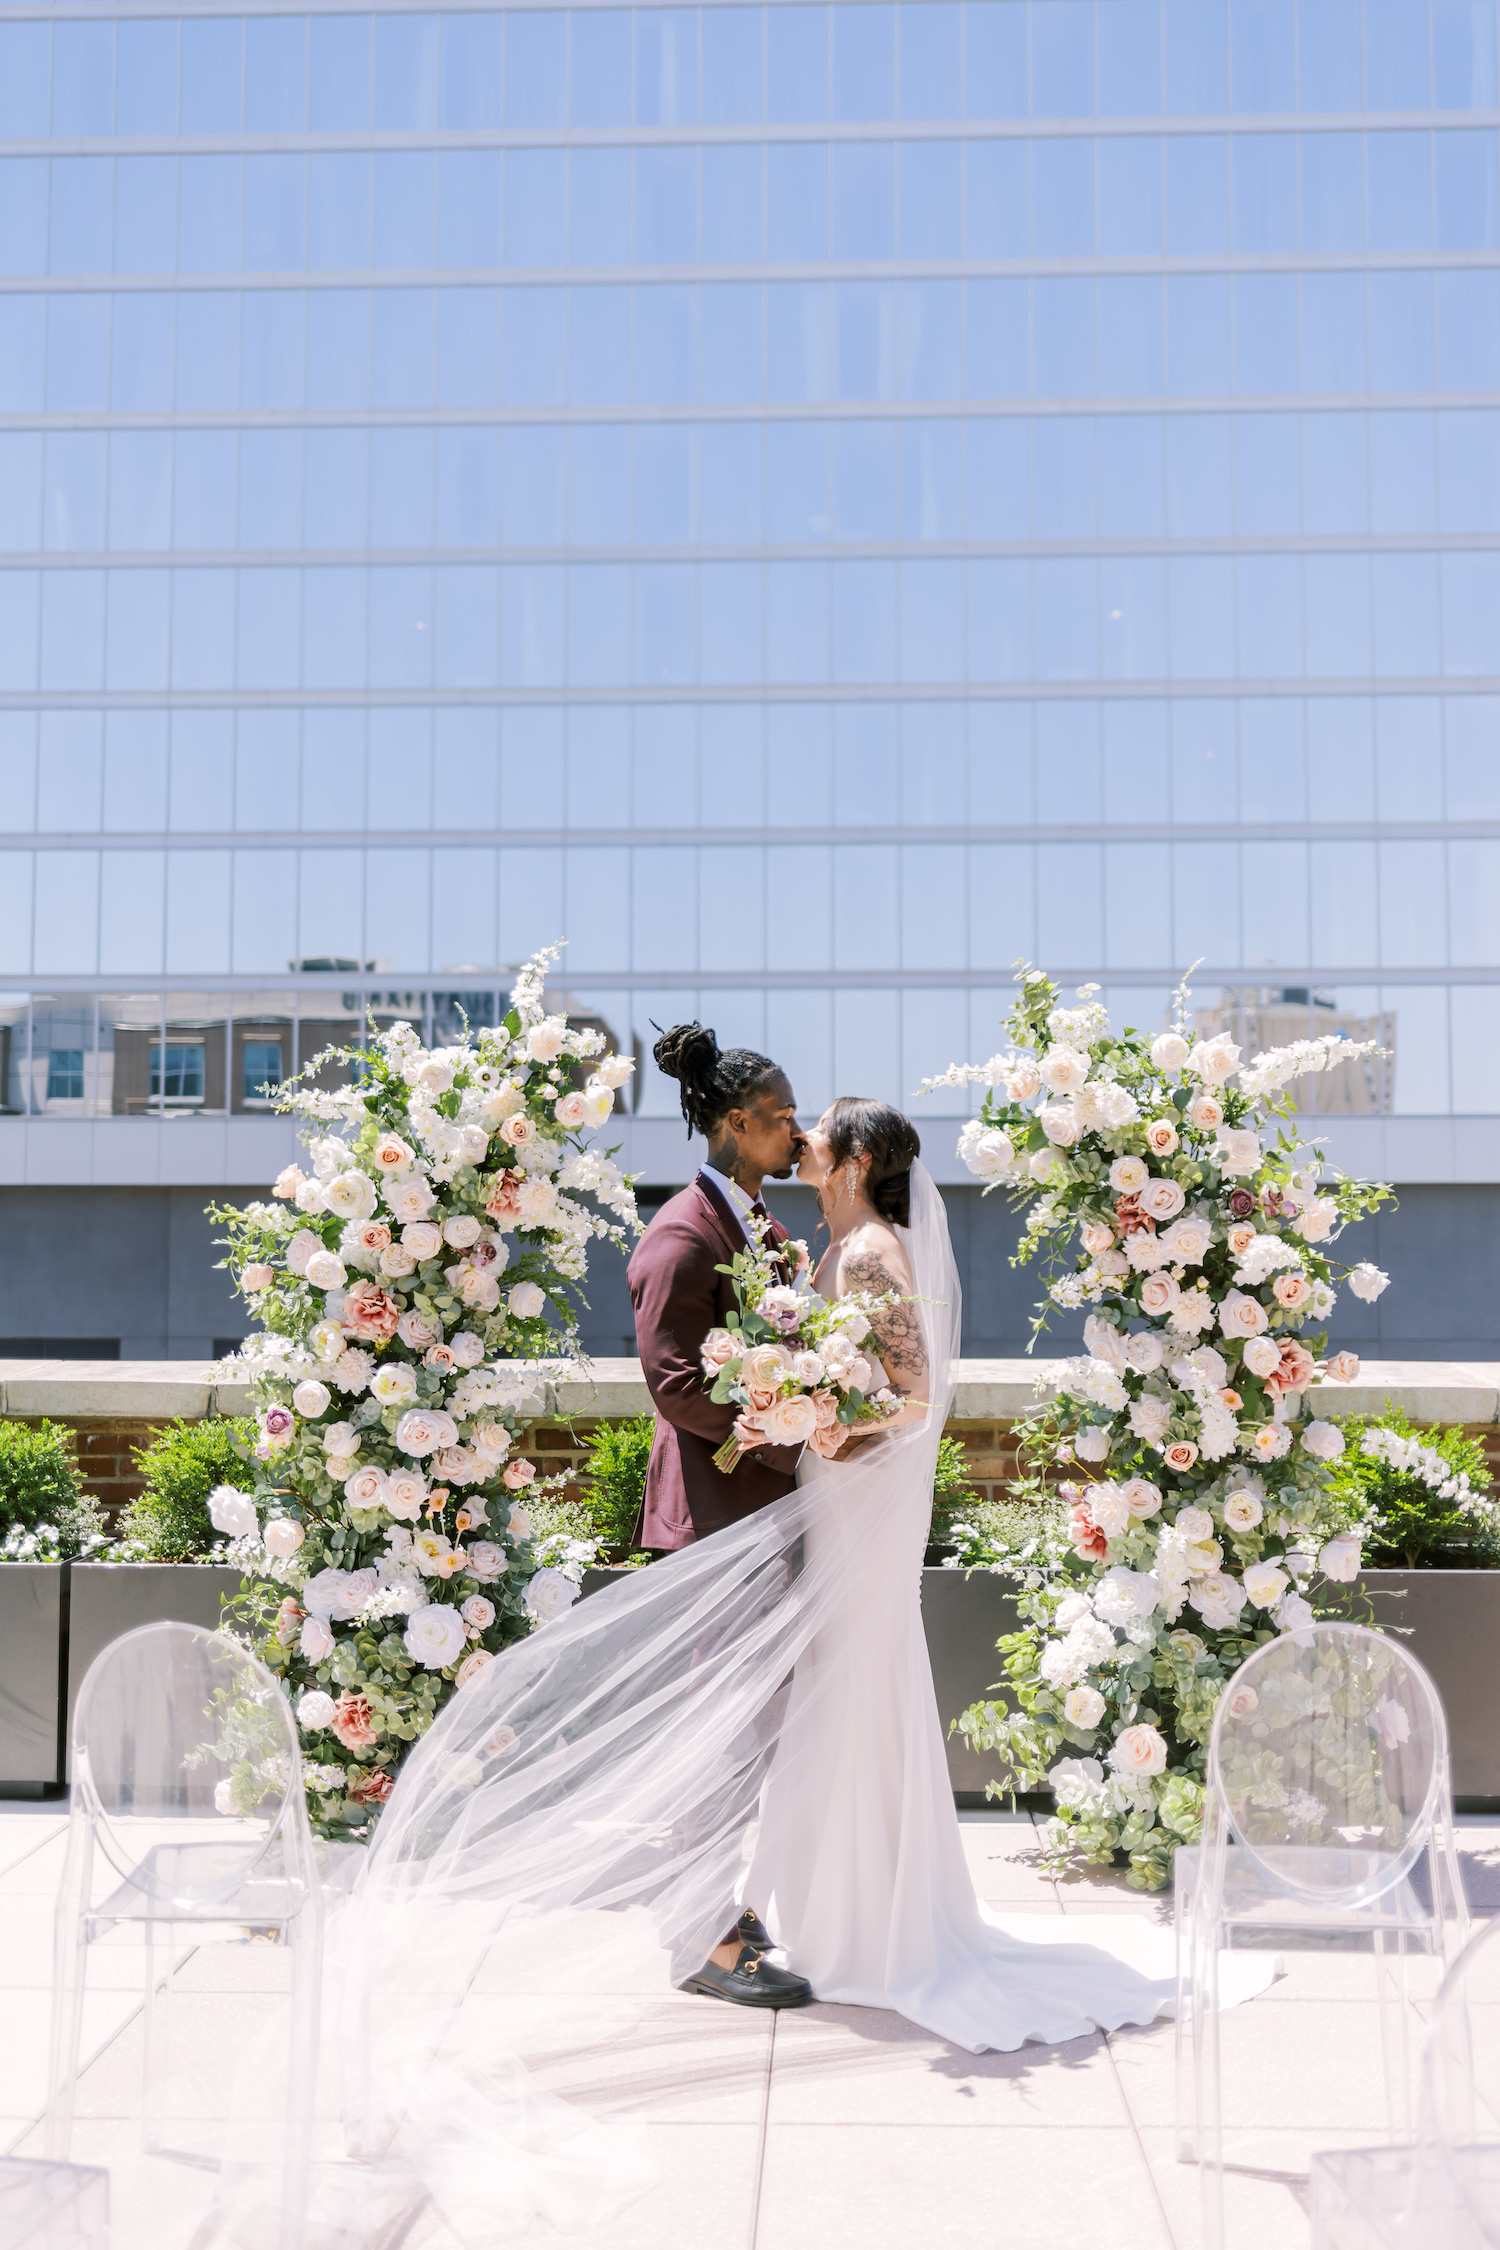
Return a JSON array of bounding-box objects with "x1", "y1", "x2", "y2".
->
[{"x1": 834, "y1": 1218, "x2": 913, "y2": 1297}]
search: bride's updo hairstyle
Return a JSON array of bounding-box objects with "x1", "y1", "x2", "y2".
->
[
  {"x1": 825, "y1": 1099, "x2": 921, "y2": 1227},
  {"x1": 652, "y1": 1021, "x2": 783, "y2": 1140}
]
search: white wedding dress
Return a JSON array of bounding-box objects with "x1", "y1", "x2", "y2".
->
[{"x1": 215, "y1": 1163, "x2": 1268, "y2": 2244}]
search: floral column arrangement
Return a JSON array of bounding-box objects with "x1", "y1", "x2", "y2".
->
[
  {"x1": 209, "y1": 944, "x2": 639, "y2": 1835},
  {"x1": 930, "y1": 967, "x2": 1394, "y2": 1890}
]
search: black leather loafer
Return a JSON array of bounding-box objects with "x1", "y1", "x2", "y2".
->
[
  {"x1": 738, "y1": 1908, "x2": 774, "y2": 1951},
  {"x1": 680, "y1": 1944, "x2": 814, "y2": 2010}
]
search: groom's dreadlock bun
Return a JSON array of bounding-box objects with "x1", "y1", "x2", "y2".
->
[{"x1": 652, "y1": 1022, "x2": 783, "y2": 1140}]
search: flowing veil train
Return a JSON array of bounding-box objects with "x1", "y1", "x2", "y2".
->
[{"x1": 216, "y1": 1161, "x2": 1269, "y2": 2246}]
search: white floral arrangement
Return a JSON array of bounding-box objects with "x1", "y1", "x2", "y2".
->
[
  {"x1": 209, "y1": 942, "x2": 640, "y2": 1836},
  {"x1": 926, "y1": 966, "x2": 1394, "y2": 1890},
  {"x1": 1357, "y1": 1424, "x2": 1481, "y2": 1510}
]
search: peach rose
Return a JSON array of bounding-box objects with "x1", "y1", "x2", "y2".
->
[
  {"x1": 1272, "y1": 1272, "x2": 1313, "y2": 1310},
  {"x1": 1225, "y1": 1221, "x2": 1259, "y2": 1259},
  {"x1": 330, "y1": 1692, "x2": 379, "y2": 1753},
  {"x1": 1067, "y1": 1501, "x2": 1109, "y2": 1561},
  {"x1": 1080, "y1": 1220, "x2": 1116, "y2": 1257},
  {"x1": 372, "y1": 1133, "x2": 414, "y2": 1174},
  {"x1": 1265, "y1": 1339, "x2": 1317, "y2": 1399},
  {"x1": 1138, "y1": 1177, "x2": 1186, "y2": 1224},
  {"x1": 812, "y1": 1388, "x2": 839, "y2": 1427},
  {"x1": 808, "y1": 1422, "x2": 852, "y2": 1458},
  {"x1": 1187, "y1": 1093, "x2": 1224, "y2": 1130},
  {"x1": 500, "y1": 1114, "x2": 536, "y2": 1148},
  {"x1": 1325, "y1": 1350, "x2": 1361, "y2": 1383},
  {"x1": 1144, "y1": 1119, "x2": 1179, "y2": 1157},
  {"x1": 1163, "y1": 1440, "x2": 1200, "y2": 1474},
  {"x1": 701, "y1": 1328, "x2": 739, "y2": 1372},
  {"x1": 502, "y1": 1458, "x2": 536, "y2": 1490},
  {"x1": 456, "y1": 1650, "x2": 496, "y2": 1691},
  {"x1": 242, "y1": 1262, "x2": 274, "y2": 1292},
  {"x1": 1139, "y1": 1271, "x2": 1180, "y2": 1319},
  {"x1": 342, "y1": 1278, "x2": 400, "y2": 1340},
  {"x1": 484, "y1": 1170, "x2": 525, "y2": 1225},
  {"x1": 766, "y1": 1393, "x2": 819, "y2": 1445}
]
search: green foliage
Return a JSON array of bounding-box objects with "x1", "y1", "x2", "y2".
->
[
  {"x1": 116, "y1": 1417, "x2": 259, "y2": 1563},
  {"x1": 0, "y1": 1420, "x2": 104, "y2": 1559},
  {"x1": 575, "y1": 1413, "x2": 656, "y2": 1553},
  {"x1": 1323, "y1": 1408, "x2": 1499, "y2": 1570}
]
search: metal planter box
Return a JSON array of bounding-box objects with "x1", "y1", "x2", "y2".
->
[
  {"x1": 0, "y1": 1564, "x2": 66, "y2": 1789},
  {"x1": 65, "y1": 1563, "x2": 247, "y2": 1776},
  {"x1": 1349, "y1": 1570, "x2": 1500, "y2": 1802}
]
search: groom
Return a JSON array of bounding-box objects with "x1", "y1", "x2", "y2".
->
[{"x1": 626, "y1": 1023, "x2": 815, "y2": 2010}]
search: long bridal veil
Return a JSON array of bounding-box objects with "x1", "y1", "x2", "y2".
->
[{"x1": 212, "y1": 1163, "x2": 962, "y2": 2246}]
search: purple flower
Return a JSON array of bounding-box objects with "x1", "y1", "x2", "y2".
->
[{"x1": 263, "y1": 1405, "x2": 295, "y2": 1438}]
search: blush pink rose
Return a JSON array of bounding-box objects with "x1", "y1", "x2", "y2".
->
[
  {"x1": 1265, "y1": 1339, "x2": 1317, "y2": 1399},
  {"x1": 1325, "y1": 1350, "x2": 1361, "y2": 1382},
  {"x1": 329, "y1": 1692, "x2": 379, "y2": 1753},
  {"x1": 1272, "y1": 1272, "x2": 1313, "y2": 1310},
  {"x1": 342, "y1": 1278, "x2": 401, "y2": 1340},
  {"x1": 1163, "y1": 1440, "x2": 1200, "y2": 1474}
]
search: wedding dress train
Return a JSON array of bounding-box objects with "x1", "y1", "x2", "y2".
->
[{"x1": 215, "y1": 1163, "x2": 1268, "y2": 2243}]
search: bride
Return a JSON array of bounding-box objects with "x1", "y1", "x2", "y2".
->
[{"x1": 258, "y1": 1103, "x2": 1266, "y2": 2240}]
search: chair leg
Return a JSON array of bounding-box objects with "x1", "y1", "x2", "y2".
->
[
  {"x1": 140, "y1": 1919, "x2": 174, "y2": 2154},
  {"x1": 1174, "y1": 1875, "x2": 1196, "y2": 2163},
  {"x1": 1194, "y1": 1916, "x2": 1226, "y2": 2250},
  {"x1": 281, "y1": 1916, "x2": 324, "y2": 2250},
  {"x1": 44, "y1": 1829, "x2": 93, "y2": 2164},
  {"x1": 1373, "y1": 1928, "x2": 1412, "y2": 2142}
]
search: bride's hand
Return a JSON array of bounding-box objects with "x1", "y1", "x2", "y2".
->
[{"x1": 733, "y1": 1411, "x2": 771, "y2": 1451}]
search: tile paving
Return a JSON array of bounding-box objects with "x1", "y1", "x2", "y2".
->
[{"x1": 4, "y1": 1804, "x2": 1491, "y2": 2250}]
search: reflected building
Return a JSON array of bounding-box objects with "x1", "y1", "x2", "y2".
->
[{"x1": 1, "y1": 0, "x2": 1497, "y2": 1357}]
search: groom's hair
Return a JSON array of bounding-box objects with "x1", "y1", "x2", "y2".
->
[{"x1": 651, "y1": 1022, "x2": 783, "y2": 1140}]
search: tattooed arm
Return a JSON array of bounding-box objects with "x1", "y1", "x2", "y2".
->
[{"x1": 838, "y1": 1245, "x2": 929, "y2": 1432}]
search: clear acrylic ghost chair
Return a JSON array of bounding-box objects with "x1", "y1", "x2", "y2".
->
[
  {"x1": 0, "y1": 2159, "x2": 107, "y2": 2249},
  {"x1": 44, "y1": 1623, "x2": 354, "y2": 2250},
  {"x1": 1174, "y1": 1621, "x2": 1469, "y2": 2250},
  {"x1": 1312, "y1": 1911, "x2": 1500, "y2": 2250}
]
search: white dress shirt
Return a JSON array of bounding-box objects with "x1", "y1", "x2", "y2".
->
[{"x1": 699, "y1": 1164, "x2": 760, "y2": 1245}]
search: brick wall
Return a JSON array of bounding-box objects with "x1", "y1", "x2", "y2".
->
[{"x1": 17, "y1": 1408, "x2": 1500, "y2": 1529}]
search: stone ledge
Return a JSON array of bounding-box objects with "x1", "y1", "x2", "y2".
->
[{"x1": 2, "y1": 1356, "x2": 1497, "y2": 1428}]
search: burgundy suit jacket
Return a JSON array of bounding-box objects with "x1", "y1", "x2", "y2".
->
[{"x1": 627, "y1": 1171, "x2": 801, "y2": 1550}]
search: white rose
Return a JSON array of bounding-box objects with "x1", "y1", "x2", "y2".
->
[
  {"x1": 1073, "y1": 1426, "x2": 1111, "y2": 1463},
  {"x1": 1219, "y1": 1288, "x2": 1269, "y2": 1340},
  {"x1": 1242, "y1": 1560, "x2": 1289, "y2": 1608},
  {"x1": 524, "y1": 1566, "x2": 579, "y2": 1625},
  {"x1": 508, "y1": 1281, "x2": 547, "y2": 1319},
  {"x1": 1318, "y1": 1535, "x2": 1362, "y2": 1582},
  {"x1": 371, "y1": 1362, "x2": 419, "y2": 1408},
  {"x1": 208, "y1": 1484, "x2": 258, "y2": 1538},
  {"x1": 323, "y1": 1170, "x2": 377, "y2": 1221},
  {"x1": 1006, "y1": 1062, "x2": 1042, "y2": 1101},
  {"x1": 1139, "y1": 1271, "x2": 1180, "y2": 1319},
  {"x1": 291, "y1": 1379, "x2": 331, "y2": 1419},
  {"x1": 1038, "y1": 1103, "x2": 1082, "y2": 1147},
  {"x1": 1064, "y1": 1685, "x2": 1106, "y2": 1730},
  {"x1": 1295, "y1": 1196, "x2": 1338, "y2": 1244},
  {"x1": 444, "y1": 1215, "x2": 482, "y2": 1250},
  {"x1": 1158, "y1": 1215, "x2": 1213, "y2": 1266},
  {"x1": 322, "y1": 1420, "x2": 359, "y2": 1457},
  {"x1": 1222, "y1": 1490, "x2": 1263, "y2": 1533},
  {"x1": 263, "y1": 1516, "x2": 305, "y2": 1559},
  {"x1": 383, "y1": 1468, "x2": 428, "y2": 1522},
  {"x1": 1093, "y1": 1564, "x2": 1158, "y2": 1621},
  {"x1": 527, "y1": 1019, "x2": 567, "y2": 1062},
  {"x1": 1214, "y1": 1130, "x2": 1260, "y2": 1177},
  {"x1": 302, "y1": 1567, "x2": 351, "y2": 1616},
  {"x1": 299, "y1": 1614, "x2": 334, "y2": 1662},
  {"x1": 401, "y1": 1221, "x2": 444, "y2": 1262},
  {"x1": 293, "y1": 1177, "x2": 326, "y2": 1215},
  {"x1": 554, "y1": 1090, "x2": 589, "y2": 1129},
  {"x1": 1124, "y1": 1331, "x2": 1165, "y2": 1374},
  {"x1": 1348, "y1": 1262, "x2": 1389, "y2": 1302},
  {"x1": 465, "y1": 1541, "x2": 508, "y2": 1581},
  {"x1": 1029, "y1": 1150, "x2": 1059, "y2": 1182},
  {"x1": 450, "y1": 1330, "x2": 486, "y2": 1368},
  {"x1": 380, "y1": 1245, "x2": 418, "y2": 1280},
  {"x1": 403, "y1": 1603, "x2": 468, "y2": 1670},
  {"x1": 1275, "y1": 1589, "x2": 1316, "y2": 1638},
  {"x1": 460, "y1": 1593, "x2": 495, "y2": 1629},
  {"x1": 1174, "y1": 1505, "x2": 1215, "y2": 1543},
  {"x1": 305, "y1": 1250, "x2": 347, "y2": 1291},
  {"x1": 598, "y1": 1051, "x2": 634, "y2": 1089},
  {"x1": 296, "y1": 1689, "x2": 336, "y2": 1730},
  {"x1": 1109, "y1": 1723, "x2": 1168, "y2": 1779},
  {"x1": 1048, "y1": 1754, "x2": 1106, "y2": 1808},
  {"x1": 284, "y1": 1229, "x2": 322, "y2": 1277},
  {"x1": 1242, "y1": 1334, "x2": 1281, "y2": 1378},
  {"x1": 1189, "y1": 1036, "x2": 1241, "y2": 1083},
  {"x1": 396, "y1": 1409, "x2": 459, "y2": 1456},
  {"x1": 958, "y1": 1122, "x2": 1015, "y2": 1180},
  {"x1": 459, "y1": 1268, "x2": 501, "y2": 1312},
  {"x1": 1038, "y1": 1045, "x2": 1090, "y2": 1095},
  {"x1": 1190, "y1": 1571, "x2": 1248, "y2": 1628},
  {"x1": 1088, "y1": 1486, "x2": 1132, "y2": 1539},
  {"x1": 1301, "y1": 1420, "x2": 1345, "y2": 1462},
  {"x1": 342, "y1": 1463, "x2": 389, "y2": 1512},
  {"x1": 385, "y1": 1177, "x2": 436, "y2": 1224},
  {"x1": 1150, "y1": 1033, "x2": 1190, "y2": 1073},
  {"x1": 1129, "y1": 1394, "x2": 1172, "y2": 1443},
  {"x1": 415, "y1": 1058, "x2": 455, "y2": 1095}
]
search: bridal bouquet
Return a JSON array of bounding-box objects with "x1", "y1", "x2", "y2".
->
[
  {"x1": 207, "y1": 942, "x2": 640, "y2": 1836},
  {"x1": 925, "y1": 965, "x2": 1395, "y2": 1890},
  {"x1": 703, "y1": 1221, "x2": 907, "y2": 1472}
]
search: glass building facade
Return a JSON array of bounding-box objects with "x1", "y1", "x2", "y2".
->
[{"x1": 1, "y1": 0, "x2": 1497, "y2": 1352}]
